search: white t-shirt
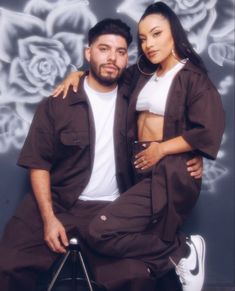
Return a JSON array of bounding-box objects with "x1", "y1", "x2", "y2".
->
[
  {"x1": 79, "y1": 78, "x2": 120, "y2": 201},
  {"x1": 136, "y1": 61, "x2": 186, "y2": 115}
]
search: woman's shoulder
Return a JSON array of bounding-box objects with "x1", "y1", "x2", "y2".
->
[
  {"x1": 181, "y1": 61, "x2": 212, "y2": 86},
  {"x1": 181, "y1": 60, "x2": 207, "y2": 77},
  {"x1": 180, "y1": 61, "x2": 220, "y2": 96}
]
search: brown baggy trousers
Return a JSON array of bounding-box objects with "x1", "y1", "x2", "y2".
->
[
  {"x1": 86, "y1": 176, "x2": 187, "y2": 276},
  {"x1": 0, "y1": 197, "x2": 161, "y2": 291},
  {"x1": 0, "y1": 150, "x2": 187, "y2": 291}
]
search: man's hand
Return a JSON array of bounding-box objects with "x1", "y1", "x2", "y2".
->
[
  {"x1": 52, "y1": 71, "x2": 84, "y2": 98},
  {"x1": 30, "y1": 169, "x2": 69, "y2": 253},
  {"x1": 44, "y1": 215, "x2": 69, "y2": 253},
  {"x1": 187, "y1": 156, "x2": 203, "y2": 179}
]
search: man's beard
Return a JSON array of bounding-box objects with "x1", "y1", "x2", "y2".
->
[{"x1": 90, "y1": 62, "x2": 122, "y2": 86}]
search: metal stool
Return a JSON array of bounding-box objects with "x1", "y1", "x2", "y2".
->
[{"x1": 47, "y1": 238, "x2": 106, "y2": 291}]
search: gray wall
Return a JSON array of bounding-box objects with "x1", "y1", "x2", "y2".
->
[{"x1": 0, "y1": 0, "x2": 234, "y2": 289}]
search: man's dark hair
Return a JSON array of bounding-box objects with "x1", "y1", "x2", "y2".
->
[{"x1": 88, "y1": 18, "x2": 133, "y2": 47}]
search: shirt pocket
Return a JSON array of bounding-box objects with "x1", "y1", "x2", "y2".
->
[
  {"x1": 60, "y1": 131, "x2": 89, "y2": 148},
  {"x1": 56, "y1": 131, "x2": 90, "y2": 161}
]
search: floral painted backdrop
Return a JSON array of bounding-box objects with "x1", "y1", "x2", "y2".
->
[{"x1": 0, "y1": 0, "x2": 234, "y2": 287}]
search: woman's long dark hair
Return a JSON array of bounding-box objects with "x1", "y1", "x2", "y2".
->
[{"x1": 138, "y1": 1, "x2": 207, "y2": 73}]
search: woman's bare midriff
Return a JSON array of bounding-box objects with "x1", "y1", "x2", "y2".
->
[{"x1": 137, "y1": 111, "x2": 164, "y2": 141}]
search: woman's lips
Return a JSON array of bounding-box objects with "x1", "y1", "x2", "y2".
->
[{"x1": 147, "y1": 50, "x2": 158, "y2": 58}]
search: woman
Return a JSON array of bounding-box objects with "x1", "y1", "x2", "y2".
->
[{"x1": 52, "y1": 3, "x2": 225, "y2": 290}]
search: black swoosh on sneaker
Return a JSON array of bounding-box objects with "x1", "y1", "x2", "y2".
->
[{"x1": 189, "y1": 239, "x2": 199, "y2": 276}]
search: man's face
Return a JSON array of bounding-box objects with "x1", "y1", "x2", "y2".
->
[{"x1": 85, "y1": 34, "x2": 128, "y2": 86}]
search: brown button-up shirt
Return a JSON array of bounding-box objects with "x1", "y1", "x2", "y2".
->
[{"x1": 18, "y1": 76, "x2": 132, "y2": 209}]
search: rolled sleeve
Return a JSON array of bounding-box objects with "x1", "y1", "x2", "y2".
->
[{"x1": 182, "y1": 77, "x2": 225, "y2": 160}]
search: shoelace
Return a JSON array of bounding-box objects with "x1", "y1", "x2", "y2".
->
[{"x1": 169, "y1": 256, "x2": 189, "y2": 285}]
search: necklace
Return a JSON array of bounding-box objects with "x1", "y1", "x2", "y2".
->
[{"x1": 154, "y1": 67, "x2": 163, "y2": 81}]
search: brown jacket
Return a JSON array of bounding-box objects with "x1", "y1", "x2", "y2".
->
[
  {"x1": 17, "y1": 76, "x2": 132, "y2": 210},
  {"x1": 126, "y1": 61, "x2": 225, "y2": 241}
]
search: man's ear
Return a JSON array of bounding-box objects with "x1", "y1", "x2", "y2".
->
[{"x1": 85, "y1": 47, "x2": 91, "y2": 63}]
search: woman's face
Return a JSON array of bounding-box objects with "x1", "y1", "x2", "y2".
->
[{"x1": 138, "y1": 14, "x2": 175, "y2": 65}]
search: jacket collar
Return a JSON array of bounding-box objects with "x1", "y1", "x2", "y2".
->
[{"x1": 179, "y1": 60, "x2": 205, "y2": 75}]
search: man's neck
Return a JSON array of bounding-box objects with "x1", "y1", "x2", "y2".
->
[{"x1": 86, "y1": 75, "x2": 117, "y2": 93}]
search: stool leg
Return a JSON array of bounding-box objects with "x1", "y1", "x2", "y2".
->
[
  {"x1": 71, "y1": 249, "x2": 78, "y2": 291},
  {"x1": 46, "y1": 238, "x2": 100, "y2": 291},
  {"x1": 78, "y1": 250, "x2": 94, "y2": 291},
  {"x1": 47, "y1": 251, "x2": 70, "y2": 291}
]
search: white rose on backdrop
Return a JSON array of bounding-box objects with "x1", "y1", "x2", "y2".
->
[
  {"x1": 116, "y1": 0, "x2": 217, "y2": 60},
  {"x1": 0, "y1": 1, "x2": 96, "y2": 106},
  {"x1": 202, "y1": 148, "x2": 228, "y2": 193},
  {"x1": 0, "y1": 106, "x2": 29, "y2": 153},
  {"x1": 117, "y1": 0, "x2": 152, "y2": 22},
  {"x1": 165, "y1": 0, "x2": 234, "y2": 66},
  {"x1": 0, "y1": 0, "x2": 97, "y2": 150},
  {"x1": 9, "y1": 36, "x2": 72, "y2": 102},
  {"x1": 163, "y1": 0, "x2": 217, "y2": 53},
  {"x1": 208, "y1": 0, "x2": 234, "y2": 66}
]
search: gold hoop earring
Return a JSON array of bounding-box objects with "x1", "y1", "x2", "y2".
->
[
  {"x1": 171, "y1": 48, "x2": 179, "y2": 61},
  {"x1": 137, "y1": 54, "x2": 155, "y2": 76}
]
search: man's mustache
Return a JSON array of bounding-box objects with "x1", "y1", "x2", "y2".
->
[{"x1": 101, "y1": 63, "x2": 120, "y2": 71}]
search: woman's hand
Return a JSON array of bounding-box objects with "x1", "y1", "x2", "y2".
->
[
  {"x1": 134, "y1": 141, "x2": 203, "y2": 179},
  {"x1": 134, "y1": 142, "x2": 164, "y2": 170},
  {"x1": 52, "y1": 71, "x2": 84, "y2": 98}
]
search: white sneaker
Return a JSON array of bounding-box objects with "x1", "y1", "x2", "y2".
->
[{"x1": 170, "y1": 235, "x2": 206, "y2": 291}]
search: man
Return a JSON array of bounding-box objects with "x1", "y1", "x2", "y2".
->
[{"x1": 0, "y1": 19, "x2": 202, "y2": 291}]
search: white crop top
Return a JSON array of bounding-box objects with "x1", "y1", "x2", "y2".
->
[{"x1": 136, "y1": 61, "x2": 186, "y2": 116}]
